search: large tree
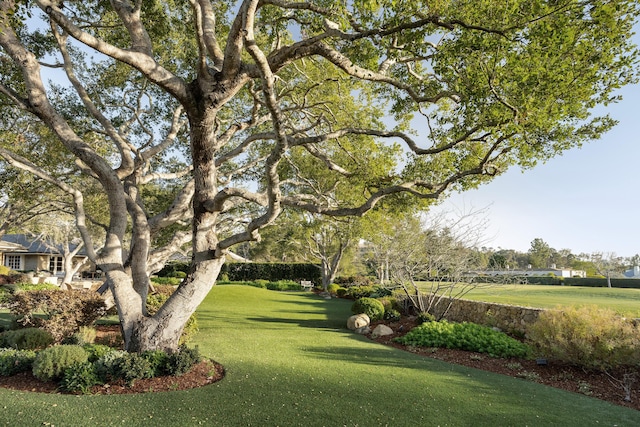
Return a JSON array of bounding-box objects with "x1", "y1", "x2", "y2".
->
[{"x1": 0, "y1": 0, "x2": 637, "y2": 352}]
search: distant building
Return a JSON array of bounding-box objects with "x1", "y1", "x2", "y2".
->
[
  {"x1": 623, "y1": 266, "x2": 640, "y2": 278},
  {"x1": 468, "y1": 267, "x2": 586, "y2": 278}
]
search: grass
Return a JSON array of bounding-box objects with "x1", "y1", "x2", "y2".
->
[
  {"x1": 455, "y1": 284, "x2": 640, "y2": 316},
  {"x1": 1, "y1": 285, "x2": 639, "y2": 426}
]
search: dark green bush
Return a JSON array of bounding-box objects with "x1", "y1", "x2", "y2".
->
[
  {"x1": 94, "y1": 350, "x2": 128, "y2": 382},
  {"x1": 396, "y1": 321, "x2": 530, "y2": 358},
  {"x1": 351, "y1": 297, "x2": 385, "y2": 321},
  {"x1": 335, "y1": 276, "x2": 376, "y2": 287},
  {"x1": 115, "y1": 352, "x2": 155, "y2": 386},
  {"x1": 265, "y1": 280, "x2": 302, "y2": 291},
  {"x1": 165, "y1": 345, "x2": 202, "y2": 376},
  {"x1": 141, "y1": 350, "x2": 170, "y2": 377},
  {"x1": 32, "y1": 345, "x2": 89, "y2": 381},
  {"x1": 0, "y1": 348, "x2": 36, "y2": 376},
  {"x1": 222, "y1": 262, "x2": 321, "y2": 283},
  {"x1": 384, "y1": 309, "x2": 402, "y2": 322},
  {"x1": 60, "y1": 361, "x2": 99, "y2": 394},
  {"x1": 0, "y1": 327, "x2": 54, "y2": 350},
  {"x1": 344, "y1": 285, "x2": 376, "y2": 299}
]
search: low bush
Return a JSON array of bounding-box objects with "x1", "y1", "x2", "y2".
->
[
  {"x1": 265, "y1": 280, "x2": 302, "y2": 291},
  {"x1": 417, "y1": 312, "x2": 436, "y2": 324},
  {"x1": 0, "y1": 348, "x2": 36, "y2": 376},
  {"x1": 116, "y1": 352, "x2": 155, "y2": 386},
  {"x1": 94, "y1": 350, "x2": 128, "y2": 382},
  {"x1": 60, "y1": 361, "x2": 99, "y2": 394},
  {"x1": 32, "y1": 345, "x2": 89, "y2": 381},
  {"x1": 395, "y1": 321, "x2": 531, "y2": 358},
  {"x1": 83, "y1": 344, "x2": 114, "y2": 362},
  {"x1": 165, "y1": 345, "x2": 202, "y2": 376},
  {"x1": 335, "y1": 276, "x2": 376, "y2": 287},
  {"x1": 383, "y1": 309, "x2": 401, "y2": 322},
  {"x1": 0, "y1": 327, "x2": 54, "y2": 350},
  {"x1": 326, "y1": 283, "x2": 342, "y2": 295},
  {"x1": 64, "y1": 326, "x2": 97, "y2": 346},
  {"x1": 9, "y1": 290, "x2": 107, "y2": 342},
  {"x1": 141, "y1": 350, "x2": 170, "y2": 377},
  {"x1": 344, "y1": 285, "x2": 376, "y2": 299},
  {"x1": 527, "y1": 305, "x2": 640, "y2": 371},
  {"x1": 351, "y1": 297, "x2": 385, "y2": 321}
]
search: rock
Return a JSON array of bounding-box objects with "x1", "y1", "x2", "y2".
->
[
  {"x1": 371, "y1": 324, "x2": 394, "y2": 338},
  {"x1": 355, "y1": 326, "x2": 371, "y2": 335},
  {"x1": 347, "y1": 313, "x2": 370, "y2": 330}
]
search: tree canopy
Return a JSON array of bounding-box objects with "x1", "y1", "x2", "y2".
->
[{"x1": 0, "y1": 0, "x2": 637, "y2": 352}]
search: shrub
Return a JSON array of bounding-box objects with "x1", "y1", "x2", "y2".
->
[
  {"x1": 265, "y1": 280, "x2": 302, "y2": 291},
  {"x1": 60, "y1": 361, "x2": 99, "y2": 394},
  {"x1": 9, "y1": 289, "x2": 107, "y2": 342},
  {"x1": 335, "y1": 276, "x2": 375, "y2": 287},
  {"x1": 351, "y1": 297, "x2": 385, "y2": 321},
  {"x1": 395, "y1": 321, "x2": 531, "y2": 358},
  {"x1": 336, "y1": 287, "x2": 348, "y2": 298},
  {"x1": 527, "y1": 305, "x2": 640, "y2": 371},
  {"x1": 115, "y1": 352, "x2": 155, "y2": 386},
  {"x1": 165, "y1": 345, "x2": 202, "y2": 376},
  {"x1": 0, "y1": 348, "x2": 37, "y2": 376},
  {"x1": 0, "y1": 327, "x2": 54, "y2": 350},
  {"x1": 0, "y1": 266, "x2": 10, "y2": 276},
  {"x1": 141, "y1": 350, "x2": 170, "y2": 377},
  {"x1": 83, "y1": 344, "x2": 114, "y2": 362},
  {"x1": 384, "y1": 309, "x2": 402, "y2": 322},
  {"x1": 94, "y1": 350, "x2": 128, "y2": 382},
  {"x1": 32, "y1": 345, "x2": 89, "y2": 381},
  {"x1": 344, "y1": 285, "x2": 376, "y2": 299},
  {"x1": 417, "y1": 312, "x2": 436, "y2": 324},
  {"x1": 326, "y1": 283, "x2": 341, "y2": 295}
]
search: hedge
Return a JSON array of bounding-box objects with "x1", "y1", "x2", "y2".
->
[{"x1": 158, "y1": 261, "x2": 321, "y2": 283}]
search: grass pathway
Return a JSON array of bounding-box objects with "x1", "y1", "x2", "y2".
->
[{"x1": 1, "y1": 285, "x2": 639, "y2": 426}]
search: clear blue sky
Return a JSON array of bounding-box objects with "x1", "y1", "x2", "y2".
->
[{"x1": 434, "y1": 37, "x2": 640, "y2": 257}]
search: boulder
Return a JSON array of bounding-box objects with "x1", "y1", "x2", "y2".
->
[
  {"x1": 371, "y1": 324, "x2": 394, "y2": 338},
  {"x1": 347, "y1": 313, "x2": 370, "y2": 330}
]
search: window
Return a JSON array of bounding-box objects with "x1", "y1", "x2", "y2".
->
[
  {"x1": 49, "y1": 256, "x2": 63, "y2": 273},
  {"x1": 5, "y1": 255, "x2": 21, "y2": 270}
]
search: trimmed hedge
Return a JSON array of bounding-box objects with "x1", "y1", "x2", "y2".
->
[{"x1": 158, "y1": 262, "x2": 321, "y2": 283}]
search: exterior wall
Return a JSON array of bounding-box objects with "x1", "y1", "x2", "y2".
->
[{"x1": 406, "y1": 295, "x2": 544, "y2": 335}]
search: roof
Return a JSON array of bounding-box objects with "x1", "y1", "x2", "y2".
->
[{"x1": 0, "y1": 234, "x2": 85, "y2": 256}]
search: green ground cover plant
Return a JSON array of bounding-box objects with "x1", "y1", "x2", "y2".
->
[
  {"x1": 395, "y1": 320, "x2": 531, "y2": 358},
  {"x1": 0, "y1": 286, "x2": 638, "y2": 426}
]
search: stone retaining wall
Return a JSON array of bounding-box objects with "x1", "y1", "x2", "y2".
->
[{"x1": 403, "y1": 296, "x2": 544, "y2": 335}]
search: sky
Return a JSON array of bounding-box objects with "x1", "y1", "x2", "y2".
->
[{"x1": 433, "y1": 39, "x2": 640, "y2": 257}]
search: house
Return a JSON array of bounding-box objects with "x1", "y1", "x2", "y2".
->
[
  {"x1": 468, "y1": 266, "x2": 586, "y2": 278},
  {"x1": 0, "y1": 234, "x2": 94, "y2": 278}
]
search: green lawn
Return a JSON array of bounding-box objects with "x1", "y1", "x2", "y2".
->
[
  {"x1": 455, "y1": 284, "x2": 640, "y2": 316},
  {"x1": 1, "y1": 285, "x2": 639, "y2": 426}
]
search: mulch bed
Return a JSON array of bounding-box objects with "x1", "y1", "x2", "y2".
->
[{"x1": 369, "y1": 317, "x2": 639, "y2": 412}]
